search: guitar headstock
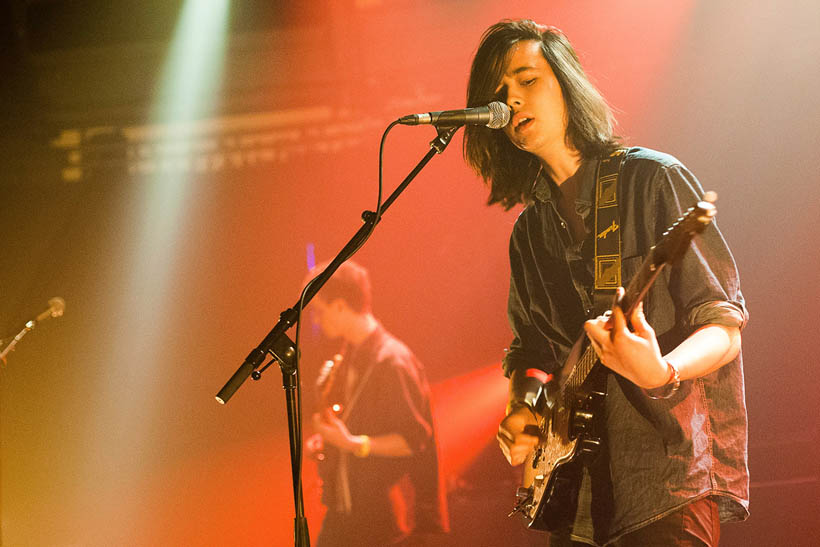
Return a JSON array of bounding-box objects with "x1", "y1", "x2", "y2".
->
[{"x1": 651, "y1": 191, "x2": 717, "y2": 268}]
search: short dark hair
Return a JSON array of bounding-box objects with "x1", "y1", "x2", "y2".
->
[
  {"x1": 308, "y1": 259, "x2": 372, "y2": 314},
  {"x1": 463, "y1": 19, "x2": 621, "y2": 209}
]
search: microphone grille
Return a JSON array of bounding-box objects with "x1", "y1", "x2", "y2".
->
[{"x1": 487, "y1": 101, "x2": 511, "y2": 129}]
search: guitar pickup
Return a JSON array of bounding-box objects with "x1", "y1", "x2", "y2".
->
[
  {"x1": 579, "y1": 438, "x2": 601, "y2": 456},
  {"x1": 570, "y1": 409, "x2": 594, "y2": 438}
]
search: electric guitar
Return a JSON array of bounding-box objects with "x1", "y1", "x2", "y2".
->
[
  {"x1": 314, "y1": 353, "x2": 344, "y2": 493},
  {"x1": 509, "y1": 192, "x2": 718, "y2": 532}
]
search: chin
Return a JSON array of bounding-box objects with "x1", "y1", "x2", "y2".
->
[{"x1": 514, "y1": 140, "x2": 539, "y2": 154}]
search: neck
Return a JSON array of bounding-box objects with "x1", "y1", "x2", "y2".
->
[
  {"x1": 538, "y1": 142, "x2": 582, "y2": 185},
  {"x1": 346, "y1": 313, "x2": 379, "y2": 345}
]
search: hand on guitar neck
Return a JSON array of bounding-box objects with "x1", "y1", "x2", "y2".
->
[
  {"x1": 583, "y1": 288, "x2": 669, "y2": 390},
  {"x1": 585, "y1": 287, "x2": 742, "y2": 392}
]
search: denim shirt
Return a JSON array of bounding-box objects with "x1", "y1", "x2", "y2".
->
[{"x1": 502, "y1": 147, "x2": 749, "y2": 545}]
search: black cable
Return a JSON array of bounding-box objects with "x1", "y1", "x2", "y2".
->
[{"x1": 287, "y1": 118, "x2": 400, "y2": 542}]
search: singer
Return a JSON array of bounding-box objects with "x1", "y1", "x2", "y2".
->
[
  {"x1": 304, "y1": 260, "x2": 448, "y2": 546},
  {"x1": 463, "y1": 20, "x2": 749, "y2": 546}
]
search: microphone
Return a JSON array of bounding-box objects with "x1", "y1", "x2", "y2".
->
[
  {"x1": 398, "y1": 101, "x2": 511, "y2": 129},
  {"x1": 34, "y1": 297, "x2": 66, "y2": 324},
  {"x1": 0, "y1": 297, "x2": 66, "y2": 364}
]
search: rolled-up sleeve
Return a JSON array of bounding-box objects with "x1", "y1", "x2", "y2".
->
[
  {"x1": 654, "y1": 163, "x2": 749, "y2": 335},
  {"x1": 687, "y1": 300, "x2": 748, "y2": 331}
]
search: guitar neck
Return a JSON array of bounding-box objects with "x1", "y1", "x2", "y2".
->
[
  {"x1": 561, "y1": 248, "x2": 667, "y2": 399},
  {"x1": 620, "y1": 252, "x2": 666, "y2": 317},
  {"x1": 558, "y1": 194, "x2": 718, "y2": 401}
]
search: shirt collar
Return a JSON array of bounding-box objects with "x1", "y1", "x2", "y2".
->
[
  {"x1": 347, "y1": 321, "x2": 385, "y2": 366},
  {"x1": 533, "y1": 158, "x2": 597, "y2": 211}
]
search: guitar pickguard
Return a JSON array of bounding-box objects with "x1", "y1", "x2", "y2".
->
[{"x1": 515, "y1": 383, "x2": 604, "y2": 532}]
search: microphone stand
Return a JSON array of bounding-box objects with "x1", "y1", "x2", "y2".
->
[
  {"x1": 215, "y1": 125, "x2": 459, "y2": 547},
  {"x1": 1, "y1": 321, "x2": 38, "y2": 365}
]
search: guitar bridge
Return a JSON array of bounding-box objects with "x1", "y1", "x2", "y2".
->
[{"x1": 509, "y1": 486, "x2": 533, "y2": 518}]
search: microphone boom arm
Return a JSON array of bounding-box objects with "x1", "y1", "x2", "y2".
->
[{"x1": 214, "y1": 124, "x2": 458, "y2": 405}]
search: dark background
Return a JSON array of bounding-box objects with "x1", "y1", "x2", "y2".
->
[{"x1": 1, "y1": 1, "x2": 818, "y2": 545}]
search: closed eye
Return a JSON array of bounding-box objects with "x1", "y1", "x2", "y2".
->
[{"x1": 522, "y1": 78, "x2": 537, "y2": 86}]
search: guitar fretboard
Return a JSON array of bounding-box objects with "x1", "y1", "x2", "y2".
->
[
  {"x1": 558, "y1": 253, "x2": 664, "y2": 405},
  {"x1": 555, "y1": 200, "x2": 715, "y2": 407}
]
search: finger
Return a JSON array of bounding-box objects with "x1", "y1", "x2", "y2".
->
[
  {"x1": 509, "y1": 438, "x2": 538, "y2": 464},
  {"x1": 496, "y1": 433, "x2": 514, "y2": 463},
  {"x1": 584, "y1": 321, "x2": 603, "y2": 352},
  {"x1": 610, "y1": 286, "x2": 625, "y2": 308},
  {"x1": 587, "y1": 335, "x2": 604, "y2": 358},
  {"x1": 497, "y1": 426, "x2": 515, "y2": 445},
  {"x1": 585, "y1": 317, "x2": 607, "y2": 337},
  {"x1": 586, "y1": 319, "x2": 614, "y2": 357},
  {"x1": 506, "y1": 443, "x2": 533, "y2": 466},
  {"x1": 630, "y1": 302, "x2": 655, "y2": 339},
  {"x1": 509, "y1": 449, "x2": 528, "y2": 466},
  {"x1": 516, "y1": 435, "x2": 540, "y2": 449},
  {"x1": 610, "y1": 304, "x2": 627, "y2": 341},
  {"x1": 630, "y1": 301, "x2": 647, "y2": 332}
]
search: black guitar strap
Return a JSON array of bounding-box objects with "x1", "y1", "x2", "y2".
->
[
  {"x1": 593, "y1": 148, "x2": 627, "y2": 315},
  {"x1": 585, "y1": 149, "x2": 627, "y2": 404},
  {"x1": 507, "y1": 150, "x2": 627, "y2": 416}
]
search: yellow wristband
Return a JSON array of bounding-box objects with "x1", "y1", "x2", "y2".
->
[{"x1": 353, "y1": 435, "x2": 371, "y2": 458}]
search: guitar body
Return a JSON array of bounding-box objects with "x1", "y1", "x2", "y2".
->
[
  {"x1": 314, "y1": 353, "x2": 345, "y2": 504},
  {"x1": 517, "y1": 335, "x2": 607, "y2": 532},
  {"x1": 316, "y1": 444, "x2": 340, "y2": 504}
]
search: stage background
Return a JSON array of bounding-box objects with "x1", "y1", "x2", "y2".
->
[{"x1": 1, "y1": 1, "x2": 818, "y2": 545}]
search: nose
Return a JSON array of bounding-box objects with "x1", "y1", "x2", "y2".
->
[{"x1": 506, "y1": 90, "x2": 523, "y2": 111}]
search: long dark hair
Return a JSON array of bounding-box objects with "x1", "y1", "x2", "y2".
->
[{"x1": 463, "y1": 20, "x2": 620, "y2": 209}]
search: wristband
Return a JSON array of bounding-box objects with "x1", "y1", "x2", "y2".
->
[
  {"x1": 646, "y1": 360, "x2": 681, "y2": 400},
  {"x1": 507, "y1": 368, "x2": 554, "y2": 414},
  {"x1": 353, "y1": 435, "x2": 371, "y2": 458}
]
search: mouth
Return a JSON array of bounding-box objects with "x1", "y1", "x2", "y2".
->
[
  {"x1": 517, "y1": 118, "x2": 534, "y2": 131},
  {"x1": 512, "y1": 113, "x2": 534, "y2": 131}
]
